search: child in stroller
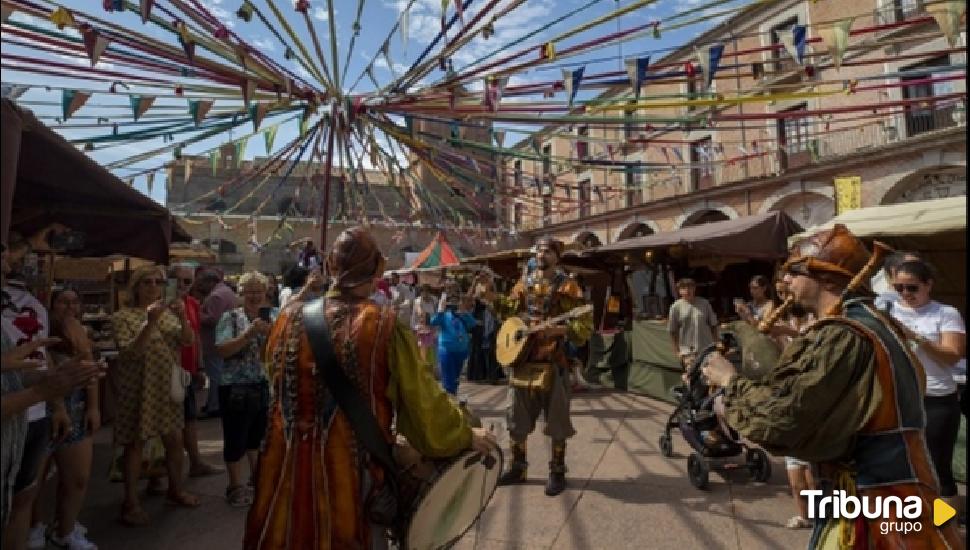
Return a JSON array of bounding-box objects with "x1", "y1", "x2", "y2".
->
[{"x1": 658, "y1": 333, "x2": 772, "y2": 489}]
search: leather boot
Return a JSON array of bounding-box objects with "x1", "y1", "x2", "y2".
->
[
  {"x1": 498, "y1": 440, "x2": 528, "y2": 486},
  {"x1": 545, "y1": 440, "x2": 567, "y2": 496}
]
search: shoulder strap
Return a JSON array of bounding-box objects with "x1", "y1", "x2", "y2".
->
[{"x1": 301, "y1": 298, "x2": 398, "y2": 478}]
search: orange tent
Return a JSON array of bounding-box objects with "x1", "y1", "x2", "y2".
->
[{"x1": 408, "y1": 231, "x2": 463, "y2": 269}]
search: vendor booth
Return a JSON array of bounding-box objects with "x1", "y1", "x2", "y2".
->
[{"x1": 578, "y1": 211, "x2": 803, "y2": 402}]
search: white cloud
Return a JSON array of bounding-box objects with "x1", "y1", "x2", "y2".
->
[
  {"x1": 253, "y1": 37, "x2": 276, "y2": 51},
  {"x1": 313, "y1": 7, "x2": 329, "y2": 21},
  {"x1": 56, "y1": 54, "x2": 115, "y2": 71}
]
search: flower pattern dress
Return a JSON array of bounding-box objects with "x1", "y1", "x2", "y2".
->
[{"x1": 111, "y1": 307, "x2": 185, "y2": 445}]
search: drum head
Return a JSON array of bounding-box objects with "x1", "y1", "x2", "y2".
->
[{"x1": 406, "y1": 448, "x2": 503, "y2": 550}]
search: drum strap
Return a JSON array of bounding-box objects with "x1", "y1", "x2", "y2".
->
[{"x1": 302, "y1": 298, "x2": 400, "y2": 488}]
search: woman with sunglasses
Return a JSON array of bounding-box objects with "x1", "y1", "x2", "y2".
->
[
  {"x1": 888, "y1": 260, "x2": 965, "y2": 511},
  {"x1": 111, "y1": 265, "x2": 199, "y2": 526}
]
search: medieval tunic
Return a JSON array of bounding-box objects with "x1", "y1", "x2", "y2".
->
[
  {"x1": 244, "y1": 298, "x2": 472, "y2": 550},
  {"x1": 500, "y1": 271, "x2": 593, "y2": 443},
  {"x1": 722, "y1": 299, "x2": 962, "y2": 549}
]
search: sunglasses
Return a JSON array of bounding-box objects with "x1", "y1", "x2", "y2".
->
[
  {"x1": 893, "y1": 283, "x2": 921, "y2": 294},
  {"x1": 785, "y1": 262, "x2": 811, "y2": 276},
  {"x1": 140, "y1": 278, "x2": 166, "y2": 286}
]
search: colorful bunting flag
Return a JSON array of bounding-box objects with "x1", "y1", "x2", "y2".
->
[
  {"x1": 263, "y1": 125, "x2": 279, "y2": 153},
  {"x1": 241, "y1": 79, "x2": 256, "y2": 106},
  {"x1": 129, "y1": 95, "x2": 155, "y2": 121},
  {"x1": 540, "y1": 42, "x2": 556, "y2": 61},
  {"x1": 250, "y1": 102, "x2": 269, "y2": 132},
  {"x1": 624, "y1": 56, "x2": 650, "y2": 99},
  {"x1": 928, "y1": 1, "x2": 966, "y2": 47},
  {"x1": 80, "y1": 25, "x2": 110, "y2": 67},
  {"x1": 234, "y1": 137, "x2": 249, "y2": 167},
  {"x1": 695, "y1": 44, "x2": 724, "y2": 90},
  {"x1": 188, "y1": 99, "x2": 213, "y2": 126},
  {"x1": 236, "y1": 1, "x2": 254, "y2": 22},
  {"x1": 818, "y1": 18, "x2": 854, "y2": 70},
  {"x1": 49, "y1": 7, "x2": 75, "y2": 29},
  {"x1": 62, "y1": 90, "x2": 90, "y2": 120},
  {"x1": 494, "y1": 130, "x2": 505, "y2": 147},
  {"x1": 781, "y1": 25, "x2": 807, "y2": 65},
  {"x1": 139, "y1": 0, "x2": 154, "y2": 23},
  {"x1": 561, "y1": 66, "x2": 585, "y2": 107}
]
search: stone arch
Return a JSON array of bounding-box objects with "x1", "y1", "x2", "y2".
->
[
  {"x1": 617, "y1": 221, "x2": 659, "y2": 240},
  {"x1": 878, "y1": 165, "x2": 966, "y2": 205},
  {"x1": 673, "y1": 201, "x2": 740, "y2": 229},
  {"x1": 571, "y1": 230, "x2": 603, "y2": 248},
  {"x1": 763, "y1": 190, "x2": 835, "y2": 227}
]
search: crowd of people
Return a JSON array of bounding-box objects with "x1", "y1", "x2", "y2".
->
[{"x1": 1, "y1": 223, "x2": 966, "y2": 549}]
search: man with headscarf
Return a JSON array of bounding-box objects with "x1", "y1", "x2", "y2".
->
[
  {"x1": 496, "y1": 237, "x2": 593, "y2": 496},
  {"x1": 702, "y1": 225, "x2": 962, "y2": 548},
  {"x1": 244, "y1": 227, "x2": 494, "y2": 550}
]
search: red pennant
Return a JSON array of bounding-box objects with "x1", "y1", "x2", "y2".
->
[{"x1": 685, "y1": 62, "x2": 695, "y2": 77}]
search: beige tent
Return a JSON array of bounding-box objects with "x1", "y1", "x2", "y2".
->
[{"x1": 792, "y1": 196, "x2": 966, "y2": 314}]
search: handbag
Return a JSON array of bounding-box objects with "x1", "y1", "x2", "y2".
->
[
  {"x1": 170, "y1": 362, "x2": 191, "y2": 403},
  {"x1": 302, "y1": 298, "x2": 402, "y2": 532}
]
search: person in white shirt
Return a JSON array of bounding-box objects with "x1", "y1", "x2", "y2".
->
[
  {"x1": 888, "y1": 260, "x2": 965, "y2": 507},
  {"x1": 389, "y1": 273, "x2": 415, "y2": 327},
  {"x1": 411, "y1": 285, "x2": 438, "y2": 366}
]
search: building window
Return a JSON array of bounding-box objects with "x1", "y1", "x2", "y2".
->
[
  {"x1": 542, "y1": 144, "x2": 552, "y2": 175},
  {"x1": 769, "y1": 17, "x2": 798, "y2": 74},
  {"x1": 778, "y1": 104, "x2": 813, "y2": 170},
  {"x1": 902, "y1": 56, "x2": 957, "y2": 137},
  {"x1": 887, "y1": 0, "x2": 925, "y2": 23},
  {"x1": 625, "y1": 168, "x2": 642, "y2": 207},
  {"x1": 578, "y1": 179, "x2": 591, "y2": 218},
  {"x1": 690, "y1": 137, "x2": 714, "y2": 191}
]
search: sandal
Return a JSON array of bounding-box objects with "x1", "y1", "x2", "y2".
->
[
  {"x1": 119, "y1": 505, "x2": 150, "y2": 527},
  {"x1": 785, "y1": 516, "x2": 811, "y2": 529},
  {"x1": 166, "y1": 490, "x2": 201, "y2": 508},
  {"x1": 226, "y1": 486, "x2": 253, "y2": 508}
]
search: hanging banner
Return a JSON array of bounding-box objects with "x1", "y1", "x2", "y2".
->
[
  {"x1": 234, "y1": 136, "x2": 249, "y2": 167},
  {"x1": 250, "y1": 102, "x2": 269, "y2": 132},
  {"x1": 139, "y1": 0, "x2": 154, "y2": 23},
  {"x1": 780, "y1": 25, "x2": 807, "y2": 65},
  {"x1": 494, "y1": 130, "x2": 505, "y2": 147},
  {"x1": 62, "y1": 89, "x2": 90, "y2": 120},
  {"x1": 188, "y1": 99, "x2": 213, "y2": 126},
  {"x1": 624, "y1": 56, "x2": 650, "y2": 99},
  {"x1": 540, "y1": 42, "x2": 556, "y2": 61},
  {"x1": 263, "y1": 125, "x2": 279, "y2": 153},
  {"x1": 928, "y1": 1, "x2": 966, "y2": 47},
  {"x1": 834, "y1": 176, "x2": 862, "y2": 214},
  {"x1": 694, "y1": 44, "x2": 723, "y2": 91},
  {"x1": 130, "y1": 95, "x2": 155, "y2": 121},
  {"x1": 818, "y1": 18, "x2": 854, "y2": 71},
  {"x1": 49, "y1": 7, "x2": 76, "y2": 29},
  {"x1": 482, "y1": 76, "x2": 508, "y2": 112}
]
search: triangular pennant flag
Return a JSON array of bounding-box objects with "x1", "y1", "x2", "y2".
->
[
  {"x1": 49, "y1": 7, "x2": 75, "y2": 29},
  {"x1": 62, "y1": 90, "x2": 90, "y2": 120},
  {"x1": 249, "y1": 102, "x2": 269, "y2": 132},
  {"x1": 928, "y1": 1, "x2": 966, "y2": 47},
  {"x1": 1, "y1": 84, "x2": 30, "y2": 100},
  {"x1": 624, "y1": 56, "x2": 650, "y2": 99},
  {"x1": 183, "y1": 157, "x2": 193, "y2": 184},
  {"x1": 694, "y1": 44, "x2": 724, "y2": 91},
  {"x1": 494, "y1": 130, "x2": 505, "y2": 147},
  {"x1": 146, "y1": 172, "x2": 155, "y2": 193},
  {"x1": 818, "y1": 18, "x2": 854, "y2": 70},
  {"x1": 241, "y1": 80, "x2": 256, "y2": 106},
  {"x1": 139, "y1": 0, "x2": 154, "y2": 23},
  {"x1": 299, "y1": 113, "x2": 310, "y2": 137},
  {"x1": 652, "y1": 22, "x2": 661, "y2": 39},
  {"x1": 263, "y1": 125, "x2": 279, "y2": 153},
  {"x1": 188, "y1": 99, "x2": 213, "y2": 126},
  {"x1": 788, "y1": 25, "x2": 807, "y2": 65},
  {"x1": 236, "y1": 1, "x2": 254, "y2": 22},
  {"x1": 80, "y1": 26, "x2": 110, "y2": 67},
  {"x1": 234, "y1": 137, "x2": 249, "y2": 167},
  {"x1": 561, "y1": 66, "x2": 585, "y2": 107},
  {"x1": 540, "y1": 42, "x2": 556, "y2": 61},
  {"x1": 209, "y1": 149, "x2": 221, "y2": 176},
  {"x1": 129, "y1": 95, "x2": 155, "y2": 121},
  {"x1": 1, "y1": 5, "x2": 14, "y2": 22},
  {"x1": 176, "y1": 22, "x2": 196, "y2": 62}
]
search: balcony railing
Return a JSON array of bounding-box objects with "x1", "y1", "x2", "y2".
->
[{"x1": 874, "y1": 0, "x2": 926, "y2": 25}]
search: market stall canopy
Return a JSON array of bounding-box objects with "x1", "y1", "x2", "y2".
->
[
  {"x1": 408, "y1": 231, "x2": 463, "y2": 269},
  {"x1": 791, "y1": 196, "x2": 967, "y2": 315},
  {"x1": 587, "y1": 211, "x2": 803, "y2": 260},
  {"x1": 1, "y1": 99, "x2": 190, "y2": 264}
]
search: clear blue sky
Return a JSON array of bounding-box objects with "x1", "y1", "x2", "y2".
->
[{"x1": 1, "y1": 0, "x2": 731, "y2": 205}]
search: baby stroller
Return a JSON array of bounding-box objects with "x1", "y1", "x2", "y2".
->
[{"x1": 658, "y1": 333, "x2": 771, "y2": 490}]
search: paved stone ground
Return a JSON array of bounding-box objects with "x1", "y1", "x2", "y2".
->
[{"x1": 31, "y1": 381, "x2": 935, "y2": 549}]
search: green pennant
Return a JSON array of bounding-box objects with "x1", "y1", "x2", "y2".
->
[
  {"x1": 263, "y1": 125, "x2": 279, "y2": 154},
  {"x1": 188, "y1": 99, "x2": 213, "y2": 126},
  {"x1": 62, "y1": 89, "x2": 90, "y2": 120},
  {"x1": 299, "y1": 114, "x2": 309, "y2": 137},
  {"x1": 234, "y1": 136, "x2": 249, "y2": 167},
  {"x1": 652, "y1": 24, "x2": 661, "y2": 39},
  {"x1": 209, "y1": 149, "x2": 221, "y2": 175}
]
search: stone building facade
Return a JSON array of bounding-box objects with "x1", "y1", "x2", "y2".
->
[{"x1": 499, "y1": 0, "x2": 966, "y2": 246}]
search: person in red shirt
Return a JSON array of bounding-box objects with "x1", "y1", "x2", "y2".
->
[{"x1": 172, "y1": 264, "x2": 221, "y2": 477}]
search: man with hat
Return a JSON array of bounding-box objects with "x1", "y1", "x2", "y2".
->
[
  {"x1": 244, "y1": 227, "x2": 494, "y2": 549},
  {"x1": 497, "y1": 237, "x2": 593, "y2": 496},
  {"x1": 702, "y1": 225, "x2": 961, "y2": 548}
]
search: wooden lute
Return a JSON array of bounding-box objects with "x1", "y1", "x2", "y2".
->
[{"x1": 495, "y1": 305, "x2": 593, "y2": 368}]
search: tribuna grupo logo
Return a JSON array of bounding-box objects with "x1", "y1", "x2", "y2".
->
[{"x1": 801, "y1": 490, "x2": 924, "y2": 535}]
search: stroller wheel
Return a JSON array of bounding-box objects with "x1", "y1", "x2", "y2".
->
[
  {"x1": 747, "y1": 448, "x2": 772, "y2": 482},
  {"x1": 687, "y1": 453, "x2": 709, "y2": 490},
  {"x1": 659, "y1": 434, "x2": 673, "y2": 457}
]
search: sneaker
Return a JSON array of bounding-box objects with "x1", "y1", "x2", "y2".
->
[
  {"x1": 49, "y1": 523, "x2": 97, "y2": 550},
  {"x1": 27, "y1": 523, "x2": 47, "y2": 549}
]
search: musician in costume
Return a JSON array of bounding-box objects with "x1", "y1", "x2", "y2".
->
[
  {"x1": 244, "y1": 227, "x2": 494, "y2": 550},
  {"x1": 496, "y1": 237, "x2": 593, "y2": 496},
  {"x1": 702, "y1": 225, "x2": 962, "y2": 549}
]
